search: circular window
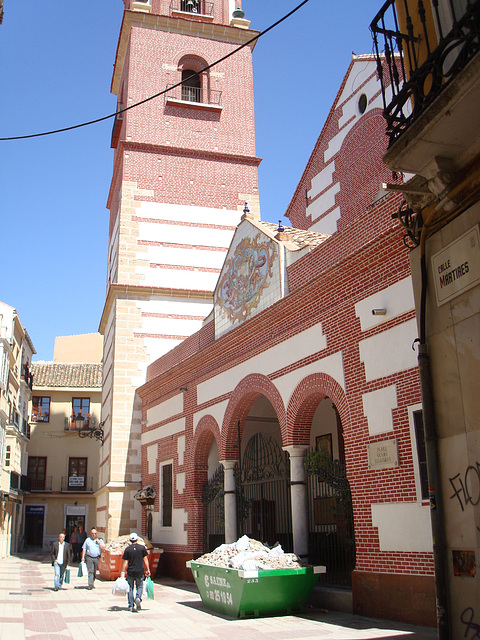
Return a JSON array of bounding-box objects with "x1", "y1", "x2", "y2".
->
[{"x1": 358, "y1": 93, "x2": 368, "y2": 115}]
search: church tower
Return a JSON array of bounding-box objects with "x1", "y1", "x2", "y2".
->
[{"x1": 97, "y1": 0, "x2": 260, "y2": 538}]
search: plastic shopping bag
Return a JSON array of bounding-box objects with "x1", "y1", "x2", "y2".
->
[
  {"x1": 64, "y1": 568, "x2": 70, "y2": 584},
  {"x1": 146, "y1": 576, "x2": 154, "y2": 600},
  {"x1": 112, "y1": 576, "x2": 130, "y2": 596},
  {"x1": 77, "y1": 561, "x2": 87, "y2": 578}
]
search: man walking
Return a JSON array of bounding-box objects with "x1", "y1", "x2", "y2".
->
[
  {"x1": 121, "y1": 533, "x2": 151, "y2": 612},
  {"x1": 81, "y1": 527, "x2": 105, "y2": 589},
  {"x1": 50, "y1": 531, "x2": 72, "y2": 591}
]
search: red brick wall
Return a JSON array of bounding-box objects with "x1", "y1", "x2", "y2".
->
[{"x1": 139, "y1": 199, "x2": 432, "y2": 577}]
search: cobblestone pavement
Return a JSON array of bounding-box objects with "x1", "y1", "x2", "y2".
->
[{"x1": 0, "y1": 554, "x2": 438, "y2": 639}]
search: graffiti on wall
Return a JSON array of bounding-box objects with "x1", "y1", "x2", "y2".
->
[
  {"x1": 461, "y1": 608, "x2": 480, "y2": 639},
  {"x1": 449, "y1": 462, "x2": 480, "y2": 521}
]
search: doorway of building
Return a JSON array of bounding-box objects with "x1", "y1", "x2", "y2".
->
[
  {"x1": 66, "y1": 514, "x2": 85, "y2": 541},
  {"x1": 24, "y1": 506, "x2": 44, "y2": 548},
  {"x1": 236, "y1": 431, "x2": 292, "y2": 550},
  {"x1": 306, "y1": 398, "x2": 355, "y2": 586}
]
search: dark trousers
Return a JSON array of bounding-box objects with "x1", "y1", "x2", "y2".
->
[{"x1": 85, "y1": 555, "x2": 100, "y2": 587}]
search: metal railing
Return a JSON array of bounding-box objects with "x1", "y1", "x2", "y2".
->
[
  {"x1": 370, "y1": 0, "x2": 480, "y2": 145},
  {"x1": 170, "y1": 0, "x2": 214, "y2": 17},
  {"x1": 65, "y1": 416, "x2": 91, "y2": 431},
  {"x1": 305, "y1": 450, "x2": 355, "y2": 587},
  {"x1": 29, "y1": 476, "x2": 53, "y2": 492},
  {"x1": 61, "y1": 476, "x2": 94, "y2": 492},
  {"x1": 165, "y1": 83, "x2": 222, "y2": 106}
]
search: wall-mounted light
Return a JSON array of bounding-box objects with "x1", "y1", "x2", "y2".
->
[
  {"x1": 77, "y1": 415, "x2": 105, "y2": 444},
  {"x1": 180, "y1": 387, "x2": 188, "y2": 392},
  {"x1": 372, "y1": 308, "x2": 387, "y2": 316}
]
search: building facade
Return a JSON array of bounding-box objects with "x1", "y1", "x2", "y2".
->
[
  {"x1": 0, "y1": 301, "x2": 35, "y2": 558},
  {"x1": 24, "y1": 334, "x2": 102, "y2": 551},
  {"x1": 137, "y1": 57, "x2": 436, "y2": 626},
  {"x1": 97, "y1": 0, "x2": 261, "y2": 540},
  {"x1": 371, "y1": 0, "x2": 480, "y2": 636}
]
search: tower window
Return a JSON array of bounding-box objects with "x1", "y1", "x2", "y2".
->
[
  {"x1": 181, "y1": 0, "x2": 200, "y2": 13},
  {"x1": 181, "y1": 69, "x2": 201, "y2": 103}
]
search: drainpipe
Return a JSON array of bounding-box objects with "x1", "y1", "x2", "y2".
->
[{"x1": 417, "y1": 224, "x2": 450, "y2": 639}]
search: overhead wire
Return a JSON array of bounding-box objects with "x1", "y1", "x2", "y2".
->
[{"x1": 0, "y1": 0, "x2": 311, "y2": 142}]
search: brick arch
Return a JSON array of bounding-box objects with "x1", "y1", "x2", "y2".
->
[
  {"x1": 177, "y1": 53, "x2": 209, "y2": 74},
  {"x1": 286, "y1": 373, "x2": 350, "y2": 446},
  {"x1": 220, "y1": 374, "x2": 286, "y2": 460},
  {"x1": 191, "y1": 415, "x2": 221, "y2": 498}
]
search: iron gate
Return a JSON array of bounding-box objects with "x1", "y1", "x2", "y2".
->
[
  {"x1": 202, "y1": 465, "x2": 225, "y2": 552},
  {"x1": 235, "y1": 433, "x2": 292, "y2": 550},
  {"x1": 306, "y1": 450, "x2": 356, "y2": 586}
]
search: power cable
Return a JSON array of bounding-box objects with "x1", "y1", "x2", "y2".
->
[{"x1": 0, "y1": 0, "x2": 311, "y2": 142}]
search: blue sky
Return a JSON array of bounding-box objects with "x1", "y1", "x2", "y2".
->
[{"x1": 0, "y1": 0, "x2": 382, "y2": 361}]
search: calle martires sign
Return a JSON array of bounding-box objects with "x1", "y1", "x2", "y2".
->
[{"x1": 432, "y1": 225, "x2": 480, "y2": 306}]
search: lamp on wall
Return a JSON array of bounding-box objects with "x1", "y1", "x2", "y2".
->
[
  {"x1": 74, "y1": 414, "x2": 85, "y2": 431},
  {"x1": 76, "y1": 414, "x2": 105, "y2": 444}
]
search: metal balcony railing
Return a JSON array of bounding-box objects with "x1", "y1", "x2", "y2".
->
[
  {"x1": 29, "y1": 476, "x2": 53, "y2": 492},
  {"x1": 21, "y1": 363, "x2": 34, "y2": 390},
  {"x1": 61, "y1": 476, "x2": 94, "y2": 492},
  {"x1": 170, "y1": 0, "x2": 214, "y2": 17},
  {"x1": 65, "y1": 415, "x2": 91, "y2": 431},
  {"x1": 20, "y1": 475, "x2": 31, "y2": 492},
  {"x1": 21, "y1": 417, "x2": 30, "y2": 439},
  {"x1": 165, "y1": 84, "x2": 222, "y2": 106},
  {"x1": 370, "y1": 0, "x2": 480, "y2": 145}
]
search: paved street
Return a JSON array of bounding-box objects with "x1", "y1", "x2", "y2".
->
[{"x1": 0, "y1": 554, "x2": 437, "y2": 639}]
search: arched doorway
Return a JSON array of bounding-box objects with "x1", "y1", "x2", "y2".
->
[
  {"x1": 235, "y1": 397, "x2": 292, "y2": 550},
  {"x1": 202, "y1": 438, "x2": 225, "y2": 552},
  {"x1": 305, "y1": 397, "x2": 355, "y2": 586}
]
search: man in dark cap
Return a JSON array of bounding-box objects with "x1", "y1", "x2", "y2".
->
[{"x1": 121, "y1": 533, "x2": 151, "y2": 612}]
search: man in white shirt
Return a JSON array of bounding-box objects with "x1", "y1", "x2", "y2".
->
[{"x1": 50, "y1": 532, "x2": 72, "y2": 591}]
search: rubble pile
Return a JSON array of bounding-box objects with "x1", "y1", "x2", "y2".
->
[
  {"x1": 195, "y1": 535, "x2": 304, "y2": 571},
  {"x1": 104, "y1": 535, "x2": 153, "y2": 553}
]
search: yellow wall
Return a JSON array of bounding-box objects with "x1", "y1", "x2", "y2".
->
[{"x1": 53, "y1": 333, "x2": 103, "y2": 364}]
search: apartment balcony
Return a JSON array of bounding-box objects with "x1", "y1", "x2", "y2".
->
[
  {"x1": 64, "y1": 415, "x2": 92, "y2": 431},
  {"x1": 21, "y1": 363, "x2": 34, "y2": 390},
  {"x1": 370, "y1": 0, "x2": 480, "y2": 181},
  {"x1": 61, "y1": 476, "x2": 94, "y2": 493},
  {"x1": 29, "y1": 476, "x2": 53, "y2": 492},
  {"x1": 165, "y1": 84, "x2": 222, "y2": 111},
  {"x1": 170, "y1": 0, "x2": 214, "y2": 19},
  {"x1": 21, "y1": 417, "x2": 31, "y2": 439}
]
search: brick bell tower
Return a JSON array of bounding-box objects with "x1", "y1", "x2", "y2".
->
[{"x1": 97, "y1": 0, "x2": 260, "y2": 539}]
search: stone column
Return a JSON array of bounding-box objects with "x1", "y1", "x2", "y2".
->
[
  {"x1": 221, "y1": 460, "x2": 237, "y2": 544},
  {"x1": 284, "y1": 445, "x2": 309, "y2": 559}
]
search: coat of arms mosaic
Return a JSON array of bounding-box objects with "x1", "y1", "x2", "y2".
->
[{"x1": 217, "y1": 235, "x2": 275, "y2": 322}]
